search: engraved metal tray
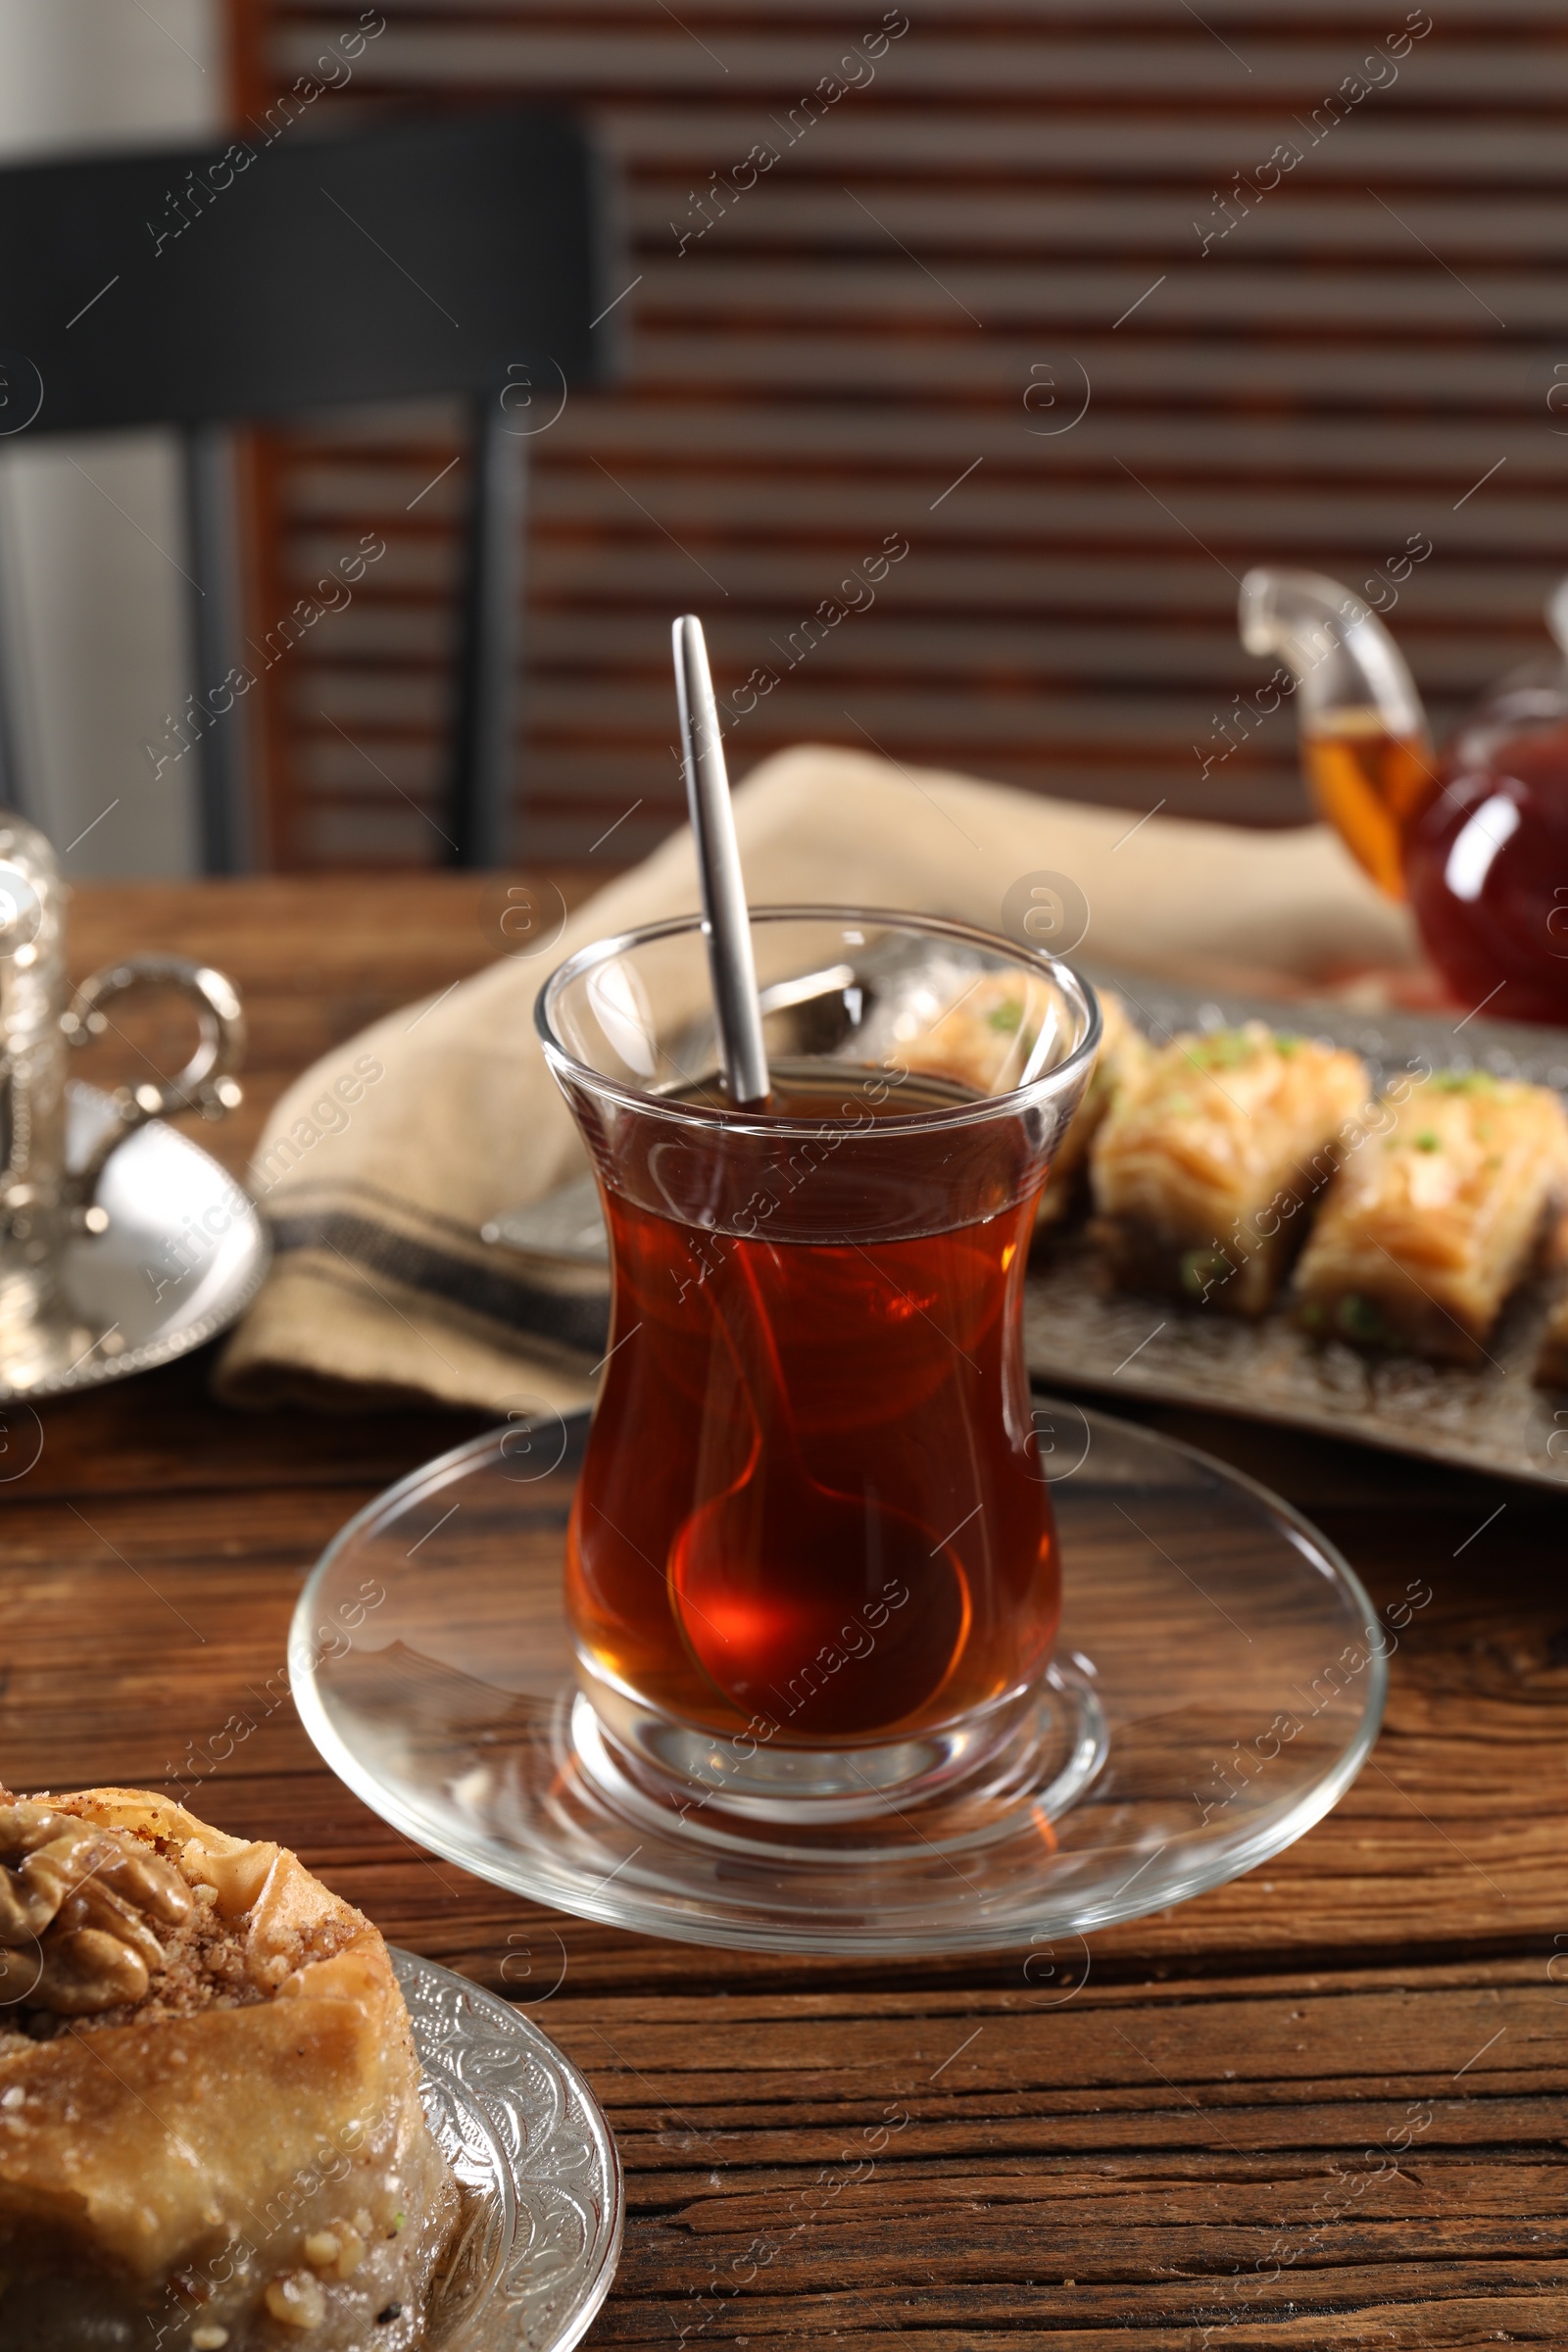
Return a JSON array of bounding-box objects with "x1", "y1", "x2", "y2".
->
[
  {"x1": 1025, "y1": 964, "x2": 1568, "y2": 1492},
  {"x1": 485, "y1": 971, "x2": 1568, "y2": 1491},
  {"x1": 397, "y1": 1946, "x2": 622, "y2": 2349}
]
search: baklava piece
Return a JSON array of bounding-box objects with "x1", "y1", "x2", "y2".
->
[
  {"x1": 1534, "y1": 1212, "x2": 1568, "y2": 1386},
  {"x1": 0, "y1": 1787, "x2": 458, "y2": 2350},
  {"x1": 1090, "y1": 1022, "x2": 1371, "y2": 1315},
  {"x1": 899, "y1": 978, "x2": 1151, "y2": 1223},
  {"x1": 1536, "y1": 1294, "x2": 1568, "y2": 1387},
  {"x1": 894, "y1": 966, "x2": 1059, "y2": 1097},
  {"x1": 1295, "y1": 1071, "x2": 1568, "y2": 1363},
  {"x1": 1035, "y1": 990, "x2": 1152, "y2": 1228}
]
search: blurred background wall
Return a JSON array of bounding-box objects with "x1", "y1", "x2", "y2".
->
[
  {"x1": 233, "y1": 1, "x2": 1568, "y2": 871},
  {"x1": 0, "y1": 0, "x2": 221, "y2": 876},
  {"x1": 3, "y1": 3, "x2": 1566, "y2": 875}
]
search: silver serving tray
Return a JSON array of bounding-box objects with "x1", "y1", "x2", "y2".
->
[
  {"x1": 485, "y1": 972, "x2": 1568, "y2": 1491},
  {"x1": 0, "y1": 1081, "x2": 270, "y2": 1403},
  {"x1": 1028, "y1": 964, "x2": 1568, "y2": 1491},
  {"x1": 397, "y1": 1947, "x2": 622, "y2": 2350}
]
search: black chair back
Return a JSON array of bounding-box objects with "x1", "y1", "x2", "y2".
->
[{"x1": 0, "y1": 109, "x2": 617, "y2": 867}]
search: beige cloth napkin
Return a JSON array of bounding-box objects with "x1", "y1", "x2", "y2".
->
[{"x1": 216, "y1": 743, "x2": 1417, "y2": 1413}]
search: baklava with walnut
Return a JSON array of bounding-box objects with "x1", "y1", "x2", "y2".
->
[{"x1": 0, "y1": 1787, "x2": 458, "y2": 2349}]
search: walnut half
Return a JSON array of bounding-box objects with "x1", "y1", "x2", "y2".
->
[{"x1": 0, "y1": 1801, "x2": 193, "y2": 2015}]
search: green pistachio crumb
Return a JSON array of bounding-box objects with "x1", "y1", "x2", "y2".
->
[
  {"x1": 1414, "y1": 1130, "x2": 1441, "y2": 1152},
  {"x1": 986, "y1": 999, "x2": 1023, "y2": 1033},
  {"x1": 1337, "y1": 1293, "x2": 1390, "y2": 1345},
  {"x1": 1194, "y1": 1029, "x2": 1252, "y2": 1068},
  {"x1": 1179, "y1": 1247, "x2": 1228, "y2": 1298}
]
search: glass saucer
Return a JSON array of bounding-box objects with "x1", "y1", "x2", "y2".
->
[{"x1": 293, "y1": 1405, "x2": 1386, "y2": 1957}]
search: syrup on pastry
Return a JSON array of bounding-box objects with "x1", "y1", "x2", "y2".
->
[
  {"x1": 1090, "y1": 1022, "x2": 1373, "y2": 1317},
  {"x1": 1295, "y1": 1071, "x2": 1568, "y2": 1362},
  {"x1": 0, "y1": 1788, "x2": 459, "y2": 2350}
]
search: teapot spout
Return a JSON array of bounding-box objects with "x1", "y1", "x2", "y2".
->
[{"x1": 1239, "y1": 566, "x2": 1437, "y2": 898}]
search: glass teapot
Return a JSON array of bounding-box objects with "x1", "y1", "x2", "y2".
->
[{"x1": 1240, "y1": 567, "x2": 1568, "y2": 1025}]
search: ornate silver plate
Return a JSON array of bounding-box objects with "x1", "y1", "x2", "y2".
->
[
  {"x1": 1024, "y1": 965, "x2": 1568, "y2": 1493},
  {"x1": 396, "y1": 1946, "x2": 622, "y2": 2349},
  {"x1": 0, "y1": 1082, "x2": 270, "y2": 1402}
]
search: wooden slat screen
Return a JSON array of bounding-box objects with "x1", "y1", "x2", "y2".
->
[{"x1": 232, "y1": 1, "x2": 1568, "y2": 868}]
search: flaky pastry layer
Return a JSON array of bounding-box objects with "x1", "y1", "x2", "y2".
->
[
  {"x1": 1296, "y1": 1073, "x2": 1568, "y2": 1360},
  {"x1": 0, "y1": 1788, "x2": 458, "y2": 2351},
  {"x1": 1035, "y1": 991, "x2": 1152, "y2": 1226},
  {"x1": 1090, "y1": 1022, "x2": 1371, "y2": 1316}
]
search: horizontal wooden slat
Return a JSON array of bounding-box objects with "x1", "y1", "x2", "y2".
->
[
  {"x1": 628, "y1": 184, "x2": 1568, "y2": 260},
  {"x1": 284, "y1": 528, "x2": 1566, "y2": 622},
  {"x1": 312, "y1": 0, "x2": 1568, "y2": 23},
  {"x1": 518, "y1": 478, "x2": 1554, "y2": 552},
  {"x1": 294, "y1": 669, "x2": 1322, "y2": 741},
  {"x1": 277, "y1": 596, "x2": 1556, "y2": 712},
  {"x1": 285, "y1": 409, "x2": 1568, "y2": 479},
  {"x1": 297, "y1": 604, "x2": 1537, "y2": 682},
  {"x1": 622, "y1": 258, "x2": 1568, "y2": 329},
  {"x1": 264, "y1": 342, "x2": 1564, "y2": 425},
  {"x1": 283, "y1": 464, "x2": 1549, "y2": 549},
  {"x1": 593, "y1": 108, "x2": 1568, "y2": 183},
  {"x1": 626, "y1": 330, "x2": 1563, "y2": 405},
  {"x1": 275, "y1": 26, "x2": 1568, "y2": 104}
]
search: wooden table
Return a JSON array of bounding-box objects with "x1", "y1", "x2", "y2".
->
[{"x1": 10, "y1": 877, "x2": 1568, "y2": 2348}]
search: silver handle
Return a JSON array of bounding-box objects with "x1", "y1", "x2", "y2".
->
[{"x1": 63, "y1": 955, "x2": 246, "y2": 1205}]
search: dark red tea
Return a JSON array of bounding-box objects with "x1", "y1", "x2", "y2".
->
[
  {"x1": 1405, "y1": 715, "x2": 1568, "y2": 1025},
  {"x1": 564, "y1": 1066, "x2": 1058, "y2": 1747},
  {"x1": 1300, "y1": 709, "x2": 1568, "y2": 1023}
]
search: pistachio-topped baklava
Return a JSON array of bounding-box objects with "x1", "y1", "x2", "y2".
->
[
  {"x1": 1035, "y1": 990, "x2": 1152, "y2": 1227},
  {"x1": 0, "y1": 1787, "x2": 458, "y2": 2349},
  {"x1": 898, "y1": 979, "x2": 1152, "y2": 1225},
  {"x1": 1295, "y1": 1071, "x2": 1568, "y2": 1361},
  {"x1": 1090, "y1": 1022, "x2": 1371, "y2": 1315},
  {"x1": 892, "y1": 965, "x2": 1057, "y2": 1097}
]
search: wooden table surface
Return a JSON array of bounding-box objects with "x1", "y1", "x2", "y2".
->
[{"x1": 10, "y1": 876, "x2": 1568, "y2": 2349}]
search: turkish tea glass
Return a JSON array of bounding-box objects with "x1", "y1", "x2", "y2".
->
[{"x1": 536, "y1": 908, "x2": 1100, "y2": 1822}]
